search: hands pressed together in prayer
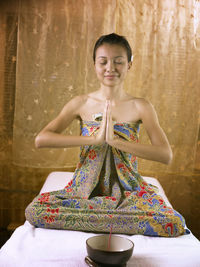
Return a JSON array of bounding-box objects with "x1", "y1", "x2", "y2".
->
[{"x1": 95, "y1": 100, "x2": 115, "y2": 146}]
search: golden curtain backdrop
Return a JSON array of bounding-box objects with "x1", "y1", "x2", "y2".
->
[{"x1": 13, "y1": 0, "x2": 200, "y2": 173}]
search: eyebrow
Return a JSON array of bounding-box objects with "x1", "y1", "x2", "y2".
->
[{"x1": 97, "y1": 56, "x2": 125, "y2": 59}]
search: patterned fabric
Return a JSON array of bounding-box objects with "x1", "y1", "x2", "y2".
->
[{"x1": 25, "y1": 120, "x2": 186, "y2": 237}]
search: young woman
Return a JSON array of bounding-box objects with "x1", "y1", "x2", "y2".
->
[{"x1": 25, "y1": 33, "x2": 186, "y2": 237}]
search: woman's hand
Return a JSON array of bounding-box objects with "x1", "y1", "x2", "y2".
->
[
  {"x1": 94, "y1": 100, "x2": 116, "y2": 145},
  {"x1": 94, "y1": 100, "x2": 108, "y2": 145},
  {"x1": 106, "y1": 101, "x2": 115, "y2": 145}
]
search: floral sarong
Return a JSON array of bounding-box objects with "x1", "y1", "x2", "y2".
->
[{"x1": 25, "y1": 120, "x2": 186, "y2": 237}]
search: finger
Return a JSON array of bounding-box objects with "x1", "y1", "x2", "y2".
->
[
  {"x1": 106, "y1": 103, "x2": 114, "y2": 142},
  {"x1": 106, "y1": 101, "x2": 110, "y2": 130},
  {"x1": 104, "y1": 100, "x2": 110, "y2": 119},
  {"x1": 97, "y1": 101, "x2": 108, "y2": 142},
  {"x1": 106, "y1": 100, "x2": 111, "y2": 122},
  {"x1": 99, "y1": 102, "x2": 107, "y2": 131}
]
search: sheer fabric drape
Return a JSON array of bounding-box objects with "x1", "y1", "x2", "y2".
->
[{"x1": 13, "y1": 0, "x2": 200, "y2": 173}]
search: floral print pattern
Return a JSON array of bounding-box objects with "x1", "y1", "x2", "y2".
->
[{"x1": 25, "y1": 120, "x2": 186, "y2": 237}]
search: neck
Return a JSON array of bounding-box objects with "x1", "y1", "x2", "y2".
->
[{"x1": 99, "y1": 84, "x2": 125, "y2": 101}]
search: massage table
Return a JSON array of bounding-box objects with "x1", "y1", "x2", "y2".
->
[{"x1": 0, "y1": 172, "x2": 200, "y2": 267}]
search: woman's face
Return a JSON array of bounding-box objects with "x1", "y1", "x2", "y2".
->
[{"x1": 94, "y1": 43, "x2": 132, "y2": 87}]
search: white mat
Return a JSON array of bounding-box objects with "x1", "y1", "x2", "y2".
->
[{"x1": 0, "y1": 172, "x2": 200, "y2": 267}]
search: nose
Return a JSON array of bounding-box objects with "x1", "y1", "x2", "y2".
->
[{"x1": 106, "y1": 60, "x2": 115, "y2": 72}]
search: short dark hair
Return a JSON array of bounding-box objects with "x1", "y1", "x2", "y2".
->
[{"x1": 93, "y1": 33, "x2": 132, "y2": 63}]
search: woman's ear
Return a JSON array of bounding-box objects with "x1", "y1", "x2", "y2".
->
[{"x1": 128, "y1": 61, "x2": 132, "y2": 70}]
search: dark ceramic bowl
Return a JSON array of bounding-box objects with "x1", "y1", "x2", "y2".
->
[{"x1": 86, "y1": 235, "x2": 134, "y2": 266}]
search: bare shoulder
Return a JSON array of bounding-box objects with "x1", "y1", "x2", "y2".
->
[
  {"x1": 60, "y1": 94, "x2": 88, "y2": 117},
  {"x1": 123, "y1": 94, "x2": 151, "y2": 106},
  {"x1": 133, "y1": 97, "x2": 154, "y2": 113},
  {"x1": 132, "y1": 97, "x2": 159, "y2": 122},
  {"x1": 134, "y1": 97, "x2": 152, "y2": 107},
  {"x1": 67, "y1": 94, "x2": 88, "y2": 106}
]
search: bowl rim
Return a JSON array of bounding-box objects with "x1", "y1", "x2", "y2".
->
[{"x1": 86, "y1": 234, "x2": 134, "y2": 253}]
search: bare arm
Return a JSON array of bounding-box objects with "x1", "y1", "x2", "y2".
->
[
  {"x1": 106, "y1": 99, "x2": 173, "y2": 164},
  {"x1": 35, "y1": 96, "x2": 107, "y2": 148}
]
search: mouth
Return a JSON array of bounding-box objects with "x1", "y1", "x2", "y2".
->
[{"x1": 104, "y1": 75, "x2": 118, "y2": 79}]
